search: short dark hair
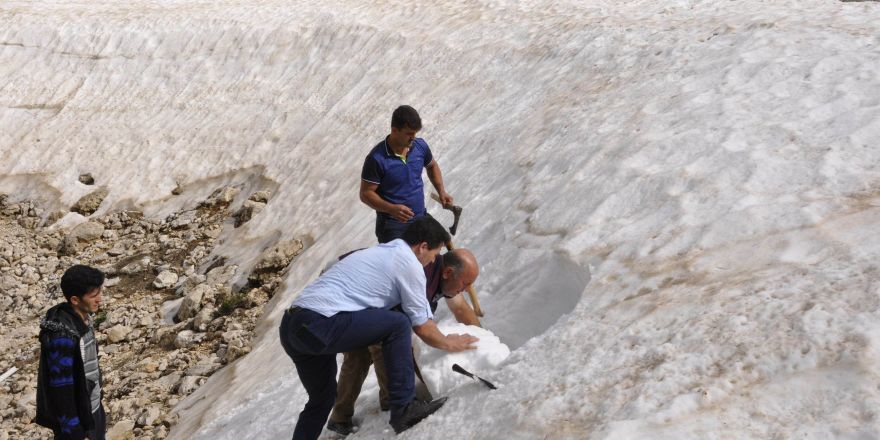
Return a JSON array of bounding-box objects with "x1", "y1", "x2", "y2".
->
[
  {"x1": 391, "y1": 105, "x2": 422, "y2": 131},
  {"x1": 443, "y1": 251, "x2": 465, "y2": 275},
  {"x1": 402, "y1": 216, "x2": 449, "y2": 249},
  {"x1": 60, "y1": 265, "x2": 105, "y2": 301}
]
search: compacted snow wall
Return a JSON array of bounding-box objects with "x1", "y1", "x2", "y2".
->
[{"x1": 4, "y1": 0, "x2": 880, "y2": 438}]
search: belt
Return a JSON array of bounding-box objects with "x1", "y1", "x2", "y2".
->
[{"x1": 286, "y1": 306, "x2": 303, "y2": 315}]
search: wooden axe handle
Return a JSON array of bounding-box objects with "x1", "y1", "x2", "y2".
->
[
  {"x1": 467, "y1": 285, "x2": 484, "y2": 317},
  {"x1": 431, "y1": 193, "x2": 462, "y2": 235},
  {"x1": 430, "y1": 192, "x2": 445, "y2": 206},
  {"x1": 431, "y1": 193, "x2": 484, "y2": 316}
]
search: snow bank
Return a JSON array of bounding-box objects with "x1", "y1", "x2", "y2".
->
[
  {"x1": 4, "y1": 0, "x2": 880, "y2": 438},
  {"x1": 417, "y1": 323, "x2": 510, "y2": 396}
]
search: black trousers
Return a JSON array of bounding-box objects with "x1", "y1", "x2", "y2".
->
[{"x1": 54, "y1": 404, "x2": 105, "y2": 440}]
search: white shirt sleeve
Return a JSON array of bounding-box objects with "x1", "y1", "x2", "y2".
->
[{"x1": 396, "y1": 257, "x2": 432, "y2": 327}]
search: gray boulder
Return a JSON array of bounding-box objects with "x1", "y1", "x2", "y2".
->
[
  {"x1": 206, "y1": 265, "x2": 237, "y2": 287},
  {"x1": 106, "y1": 325, "x2": 132, "y2": 343},
  {"x1": 70, "y1": 221, "x2": 105, "y2": 242},
  {"x1": 176, "y1": 284, "x2": 212, "y2": 322},
  {"x1": 106, "y1": 420, "x2": 135, "y2": 440},
  {"x1": 153, "y1": 270, "x2": 179, "y2": 289},
  {"x1": 174, "y1": 330, "x2": 195, "y2": 349}
]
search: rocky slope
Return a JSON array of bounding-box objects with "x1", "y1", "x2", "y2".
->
[{"x1": 0, "y1": 187, "x2": 302, "y2": 440}]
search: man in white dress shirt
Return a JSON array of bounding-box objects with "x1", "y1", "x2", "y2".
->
[{"x1": 279, "y1": 217, "x2": 478, "y2": 439}]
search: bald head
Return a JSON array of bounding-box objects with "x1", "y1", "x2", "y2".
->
[
  {"x1": 440, "y1": 249, "x2": 479, "y2": 297},
  {"x1": 444, "y1": 248, "x2": 478, "y2": 274}
]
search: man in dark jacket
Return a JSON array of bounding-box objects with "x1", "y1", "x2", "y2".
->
[{"x1": 36, "y1": 265, "x2": 106, "y2": 440}]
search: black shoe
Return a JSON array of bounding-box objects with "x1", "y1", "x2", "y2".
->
[
  {"x1": 389, "y1": 397, "x2": 448, "y2": 434},
  {"x1": 326, "y1": 420, "x2": 356, "y2": 436}
]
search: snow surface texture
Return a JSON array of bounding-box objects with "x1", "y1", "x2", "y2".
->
[
  {"x1": 3, "y1": 0, "x2": 880, "y2": 438},
  {"x1": 416, "y1": 323, "x2": 510, "y2": 397}
]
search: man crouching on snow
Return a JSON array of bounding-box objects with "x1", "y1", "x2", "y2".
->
[
  {"x1": 327, "y1": 248, "x2": 482, "y2": 435},
  {"x1": 36, "y1": 265, "x2": 107, "y2": 440},
  {"x1": 279, "y1": 216, "x2": 478, "y2": 439}
]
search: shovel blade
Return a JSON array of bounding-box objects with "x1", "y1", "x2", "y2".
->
[
  {"x1": 452, "y1": 364, "x2": 497, "y2": 390},
  {"x1": 478, "y1": 377, "x2": 498, "y2": 390}
]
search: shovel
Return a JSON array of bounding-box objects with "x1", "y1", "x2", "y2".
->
[{"x1": 452, "y1": 363, "x2": 497, "y2": 390}]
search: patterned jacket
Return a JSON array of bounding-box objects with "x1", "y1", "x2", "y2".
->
[{"x1": 35, "y1": 302, "x2": 101, "y2": 439}]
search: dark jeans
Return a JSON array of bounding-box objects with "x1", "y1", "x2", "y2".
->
[
  {"x1": 54, "y1": 404, "x2": 105, "y2": 440},
  {"x1": 279, "y1": 307, "x2": 415, "y2": 440},
  {"x1": 375, "y1": 213, "x2": 429, "y2": 243},
  {"x1": 88, "y1": 405, "x2": 106, "y2": 440}
]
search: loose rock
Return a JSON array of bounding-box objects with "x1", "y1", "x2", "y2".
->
[
  {"x1": 79, "y1": 173, "x2": 95, "y2": 185},
  {"x1": 248, "y1": 190, "x2": 271, "y2": 203},
  {"x1": 249, "y1": 239, "x2": 303, "y2": 285},
  {"x1": 176, "y1": 284, "x2": 211, "y2": 322},
  {"x1": 107, "y1": 325, "x2": 132, "y2": 343},
  {"x1": 136, "y1": 406, "x2": 161, "y2": 427},
  {"x1": 233, "y1": 200, "x2": 266, "y2": 227},
  {"x1": 71, "y1": 187, "x2": 109, "y2": 215},
  {"x1": 107, "y1": 420, "x2": 136, "y2": 440},
  {"x1": 153, "y1": 270, "x2": 179, "y2": 290},
  {"x1": 177, "y1": 375, "x2": 204, "y2": 395},
  {"x1": 174, "y1": 330, "x2": 195, "y2": 349},
  {"x1": 70, "y1": 221, "x2": 106, "y2": 242}
]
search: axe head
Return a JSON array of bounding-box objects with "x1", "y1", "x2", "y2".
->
[
  {"x1": 430, "y1": 193, "x2": 463, "y2": 236},
  {"x1": 448, "y1": 205, "x2": 462, "y2": 236}
]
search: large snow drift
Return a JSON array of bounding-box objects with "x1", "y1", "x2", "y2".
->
[{"x1": 3, "y1": 0, "x2": 880, "y2": 438}]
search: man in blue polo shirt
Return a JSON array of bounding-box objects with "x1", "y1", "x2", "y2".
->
[
  {"x1": 360, "y1": 105, "x2": 454, "y2": 243},
  {"x1": 279, "y1": 217, "x2": 478, "y2": 440}
]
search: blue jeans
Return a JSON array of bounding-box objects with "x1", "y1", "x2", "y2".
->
[
  {"x1": 375, "y1": 213, "x2": 428, "y2": 243},
  {"x1": 279, "y1": 307, "x2": 415, "y2": 440}
]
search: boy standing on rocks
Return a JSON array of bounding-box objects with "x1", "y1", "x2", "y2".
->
[{"x1": 35, "y1": 265, "x2": 107, "y2": 440}]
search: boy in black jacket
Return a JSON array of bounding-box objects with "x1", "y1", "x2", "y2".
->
[{"x1": 36, "y1": 265, "x2": 106, "y2": 440}]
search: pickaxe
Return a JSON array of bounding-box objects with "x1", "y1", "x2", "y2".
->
[{"x1": 431, "y1": 193, "x2": 484, "y2": 317}]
